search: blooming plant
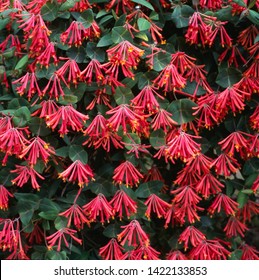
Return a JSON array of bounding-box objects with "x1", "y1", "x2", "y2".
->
[{"x1": 0, "y1": 0, "x2": 258, "y2": 260}]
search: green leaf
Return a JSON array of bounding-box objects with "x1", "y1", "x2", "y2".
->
[
  {"x1": 122, "y1": 133, "x2": 141, "y2": 150},
  {"x1": 86, "y1": 42, "x2": 106, "y2": 62},
  {"x1": 54, "y1": 216, "x2": 68, "y2": 230},
  {"x1": 55, "y1": 146, "x2": 70, "y2": 158},
  {"x1": 59, "y1": 0, "x2": 79, "y2": 11},
  {"x1": 137, "y1": 18, "x2": 151, "y2": 31},
  {"x1": 66, "y1": 46, "x2": 86, "y2": 63},
  {"x1": 131, "y1": 0, "x2": 154, "y2": 10},
  {"x1": 71, "y1": 10, "x2": 94, "y2": 28},
  {"x1": 216, "y1": 66, "x2": 242, "y2": 88},
  {"x1": 167, "y1": 99, "x2": 197, "y2": 124},
  {"x1": 245, "y1": 173, "x2": 258, "y2": 187},
  {"x1": 135, "y1": 181, "x2": 163, "y2": 198},
  {"x1": 69, "y1": 145, "x2": 88, "y2": 164},
  {"x1": 134, "y1": 31, "x2": 149, "y2": 41},
  {"x1": 13, "y1": 106, "x2": 31, "y2": 126},
  {"x1": 15, "y1": 55, "x2": 28, "y2": 70},
  {"x1": 241, "y1": 189, "x2": 254, "y2": 195},
  {"x1": 114, "y1": 86, "x2": 134, "y2": 105},
  {"x1": 58, "y1": 94, "x2": 78, "y2": 105},
  {"x1": 231, "y1": 0, "x2": 246, "y2": 7},
  {"x1": 152, "y1": 52, "x2": 172, "y2": 72},
  {"x1": 88, "y1": 182, "x2": 112, "y2": 197},
  {"x1": 111, "y1": 26, "x2": 132, "y2": 43},
  {"x1": 45, "y1": 250, "x2": 67, "y2": 260},
  {"x1": 38, "y1": 210, "x2": 59, "y2": 220},
  {"x1": 149, "y1": 129, "x2": 166, "y2": 147},
  {"x1": 237, "y1": 192, "x2": 248, "y2": 209},
  {"x1": 39, "y1": 198, "x2": 61, "y2": 212},
  {"x1": 29, "y1": 117, "x2": 51, "y2": 136},
  {"x1": 19, "y1": 205, "x2": 34, "y2": 226},
  {"x1": 243, "y1": 158, "x2": 259, "y2": 176},
  {"x1": 229, "y1": 249, "x2": 243, "y2": 260},
  {"x1": 97, "y1": 33, "x2": 113, "y2": 47},
  {"x1": 247, "y1": 10, "x2": 259, "y2": 25},
  {"x1": 0, "y1": 18, "x2": 10, "y2": 30},
  {"x1": 171, "y1": 5, "x2": 194, "y2": 28},
  {"x1": 41, "y1": 2, "x2": 59, "y2": 22},
  {"x1": 103, "y1": 223, "x2": 121, "y2": 238}
]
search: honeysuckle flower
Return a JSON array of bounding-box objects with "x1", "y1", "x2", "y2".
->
[
  {"x1": 83, "y1": 113, "x2": 107, "y2": 137},
  {"x1": 224, "y1": 216, "x2": 248, "y2": 238},
  {"x1": 86, "y1": 90, "x2": 112, "y2": 110},
  {"x1": 218, "y1": 131, "x2": 250, "y2": 157},
  {"x1": 26, "y1": 222, "x2": 44, "y2": 245},
  {"x1": 42, "y1": 73, "x2": 68, "y2": 100},
  {"x1": 174, "y1": 165, "x2": 201, "y2": 186},
  {"x1": 19, "y1": 136, "x2": 55, "y2": 166},
  {"x1": 117, "y1": 219, "x2": 149, "y2": 247},
  {"x1": 251, "y1": 176, "x2": 259, "y2": 193},
  {"x1": 12, "y1": 71, "x2": 42, "y2": 100},
  {"x1": 131, "y1": 85, "x2": 164, "y2": 113},
  {"x1": 178, "y1": 226, "x2": 206, "y2": 250},
  {"x1": 166, "y1": 129, "x2": 201, "y2": 162},
  {"x1": 99, "y1": 238, "x2": 125, "y2": 260},
  {"x1": 36, "y1": 42, "x2": 58, "y2": 68},
  {"x1": 210, "y1": 153, "x2": 240, "y2": 177},
  {"x1": 133, "y1": 244, "x2": 160, "y2": 260},
  {"x1": 166, "y1": 250, "x2": 188, "y2": 260},
  {"x1": 0, "y1": 115, "x2": 12, "y2": 134},
  {"x1": 83, "y1": 193, "x2": 113, "y2": 224},
  {"x1": 185, "y1": 153, "x2": 212, "y2": 175},
  {"x1": 11, "y1": 165, "x2": 44, "y2": 190},
  {"x1": 143, "y1": 165, "x2": 165, "y2": 183},
  {"x1": 208, "y1": 193, "x2": 239, "y2": 216},
  {"x1": 237, "y1": 200, "x2": 259, "y2": 222},
  {"x1": 46, "y1": 227, "x2": 82, "y2": 251},
  {"x1": 172, "y1": 186, "x2": 201, "y2": 207},
  {"x1": 56, "y1": 58, "x2": 81, "y2": 86},
  {"x1": 199, "y1": 0, "x2": 223, "y2": 10},
  {"x1": 0, "y1": 185, "x2": 13, "y2": 210},
  {"x1": 240, "y1": 243, "x2": 259, "y2": 260},
  {"x1": 171, "y1": 51, "x2": 196, "y2": 75},
  {"x1": 237, "y1": 25, "x2": 259, "y2": 49},
  {"x1": 174, "y1": 204, "x2": 204, "y2": 225},
  {"x1": 58, "y1": 160, "x2": 94, "y2": 187},
  {"x1": 151, "y1": 108, "x2": 178, "y2": 132},
  {"x1": 153, "y1": 64, "x2": 186, "y2": 92},
  {"x1": 195, "y1": 172, "x2": 224, "y2": 199},
  {"x1": 46, "y1": 105, "x2": 89, "y2": 136},
  {"x1": 81, "y1": 59, "x2": 106, "y2": 85},
  {"x1": 31, "y1": 100, "x2": 59, "y2": 118},
  {"x1": 0, "y1": 34, "x2": 21, "y2": 55},
  {"x1": 218, "y1": 45, "x2": 247, "y2": 67},
  {"x1": 109, "y1": 190, "x2": 137, "y2": 220},
  {"x1": 105, "y1": 0, "x2": 134, "y2": 14},
  {"x1": 113, "y1": 161, "x2": 143, "y2": 187},
  {"x1": 59, "y1": 204, "x2": 90, "y2": 230},
  {"x1": 189, "y1": 239, "x2": 230, "y2": 260},
  {"x1": 144, "y1": 194, "x2": 170, "y2": 220}
]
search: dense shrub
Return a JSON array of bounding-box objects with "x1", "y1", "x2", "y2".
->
[{"x1": 0, "y1": 0, "x2": 258, "y2": 260}]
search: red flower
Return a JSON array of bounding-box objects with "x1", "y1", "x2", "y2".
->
[
  {"x1": 164, "y1": 203, "x2": 182, "y2": 228},
  {"x1": 104, "y1": 41, "x2": 144, "y2": 79},
  {"x1": 42, "y1": 73, "x2": 68, "y2": 100},
  {"x1": 31, "y1": 100, "x2": 59, "y2": 118},
  {"x1": 58, "y1": 160, "x2": 94, "y2": 187},
  {"x1": 171, "y1": 51, "x2": 196, "y2": 75},
  {"x1": 26, "y1": 222, "x2": 44, "y2": 245},
  {"x1": 109, "y1": 190, "x2": 137, "y2": 219},
  {"x1": 252, "y1": 176, "x2": 259, "y2": 193},
  {"x1": 112, "y1": 161, "x2": 143, "y2": 187},
  {"x1": 174, "y1": 165, "x2": 201, "y2": 186},
  {"x1": 81, "y1": 59, "x2": 106, "y2": 85},
  {"x1": 240, "y1": 243, "x2": 259, "y2": 260},
  {"x1": 151, "y1": 109, "x2": 177, "y2": 132},
  {"x1": 105, "y1": 0, "x2": 134, "y2": 14},
  {"x1": 172, "y1": 186, "x2": 201, "y2": 207},
  {"x1": 131, "y1": 85, "x2": 164, "y2": 113},
  {"x1": 46, "y1": 105, "x2": 89, "y2": 136},
  {"x1": 106, "y1": 104, "x2": 145, "y2": 134},
  {"x1": 56, "y1": 58, "x2": 81, "y2": 86},
  {"x1": 208, "y1": 193, "x2": 239, "y2": 216},
  {"x1": 83, "y1": 193, "x2": 113, "y2": 224},
  {"x1": 166, "y1": 130, "x2": 201, "y2": 162},
  {"x1": 11, "y1": 165, "x2": 44, "y2": 190},
  {"x1": 210, "y1": 153, "x2": 240, "y2": 177},
  {"x1": 46, "y1": 227, "x2": 82, "y2": 251},
  {"x1": 99, "y1": 238, "x2": 125, "y2": 260},
  {"x1": 199, "y1": 0, "x2": 222, "y2": 10},
  {"x1": 36, "y1": 42, "x2": 58, "y2": 68},
  {"x1": 59, "y1": 204, "x2": 90, "y2": 230},
  {"x1": 237, "y1": 25, "x2": 259, "y2": 49},
  {"x1": 218, "y1": 131, "x2": 250, "y2": 157},
  {"x1": 144, "y1": 194, "x2": 170, "y2": 220},
  {"x1": 153, "y1": 64, "x2": 186, "y2": 92},
  {"x1": 178, "y1": 226, "x2": 206, "y2": 250},
  {"x1": 143, "y1": 165, "x2": 164, "y2": 183},
  {"x1": 122, "y1": 137, "x2": 151, "y2": 159},
  {"x1": 19, "y1": 136, "x2": 55, "y2": 166},
  {"x1": 0, "y1": 185, "x2": 13, "y2": 210},
  {"x1": 166, "y1": 250, "x2": 188, "y2": 260},
  {"x1": 117, "y1": 220, "x2": 149, "y2": 247},
  {"x1": 195, "y1": 172, "x2": 224, "y2": 199},
  {"x1": 224, "y1": 216, "x2": 248, "y2": 238},
  {"x1": 12, "y1": 71, "x2": 42, "y2": 101},
  {"x1": 237, "y1": 200, "x2": 259, "y2": 222},
  {"x1": 189, "y1": 239, "x2": 230, "y2": 260},
  {"x1": 185, "y1": 153, "x2": 212, "y2": 176},
  {"x1": 132, "y1": 244, "x2": 160, "y2": 260}
]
